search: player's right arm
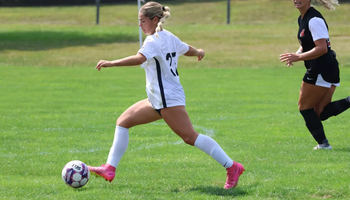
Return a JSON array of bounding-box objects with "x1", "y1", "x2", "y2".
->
[{"x1": 95, "y1": 53, "x2": 147, "y2": 71}]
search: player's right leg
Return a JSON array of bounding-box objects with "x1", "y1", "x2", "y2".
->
[
  {"x1": 88, "y1": 99, "x2": 162, "y2": 182},
  {"x1": 298, "y1": 81, "x2": 332, "y2": 149},
  {"x1": 116, "y1": 98, "x2": 163, "y2": 128}
]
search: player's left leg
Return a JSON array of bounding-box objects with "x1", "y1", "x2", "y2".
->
[
  {"x1": 317, "y1": 85, "x2": 350, "y2": 121},
  {"x1": 161, "y1": 106, "x2": 244, "y2": 189},
  {"x1": 314, "y1": 85, "x2": 336, "y2": 116}
]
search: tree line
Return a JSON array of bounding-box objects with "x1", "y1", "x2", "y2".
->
[
  {"x1": 0, "y1": 0, "x2": 223, "y2": 6},
  {"x1": 0, "y1": 0, "x2": 348, "y2": 7}
]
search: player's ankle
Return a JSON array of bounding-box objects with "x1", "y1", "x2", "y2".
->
[{"x1": 105, "y1": 164, "x2": 116, "y2": 171}]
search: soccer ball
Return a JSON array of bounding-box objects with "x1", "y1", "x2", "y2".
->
[{"x1": 62, "y1": 160, "x2": 90, "y2": 188}]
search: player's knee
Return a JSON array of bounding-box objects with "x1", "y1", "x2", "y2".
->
[
  {"x1": 298, "y1": 102, "x2": 303, "y2": 111},
  {"x1": 314, "y1": 107, "x2": 323, "y2": 116},
  {"x1": 182, "y1": 137, "x2": 194, "y2": 146},
  {"x1": 181, "y1": 134, "x2": 197, "y2": 146},
  {"x1": 116, "y1": 117, "x2": 132, "y2": 128},
  {"x1": 116, "y1": 119, "x2": 125, "y2": 127},
  {"x1": 298, "y1": 101, "x2": 314, "y2": 111}
]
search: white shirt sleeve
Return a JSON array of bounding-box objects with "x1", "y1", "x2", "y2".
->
[
  {"x1": 138, "y1": 36, "x2": 159, "y2": 60},
  {"x1": 174, "y1": 36, "x2": 189, "y2": 56},
  {"x1": 309, "y1": 17, "x2": 329, "y2": 41}
]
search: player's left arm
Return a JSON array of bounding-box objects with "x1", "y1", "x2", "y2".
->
[
  {"x1": 297, "y1": 39, "x2": 328, "y2": 60},
  {"x1": 184, "y1": 45, "x2": 205, "y2": 61},
  {"x1": 280, "y1": 17, "x2": 329, "y2": 67},
  {"x1": 279, "y1": 39, "x2": 327, "y2": 67},
  {"x1": 281, "y1": 39, "x2": 327, "y2": 64}
]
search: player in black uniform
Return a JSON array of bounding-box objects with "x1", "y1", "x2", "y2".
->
[{"x1": 280, "y1": 0, "x2": 350, "y2": 149}]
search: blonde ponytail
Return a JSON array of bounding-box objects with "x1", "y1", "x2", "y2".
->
[
  {"x1": 155, "y1": 6, "x2": 170, "y2": 37},
  {"x1": 313, "y1": 0, "x2": 339, "y2": 10}
]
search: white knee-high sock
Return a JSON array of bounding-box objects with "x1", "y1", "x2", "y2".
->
[
  {"x1": 194, "y1": 134, "x2": 233, "y2": 168},
  {"x1": 106, "y1": 126, "x2": 129, "y2": 168}
]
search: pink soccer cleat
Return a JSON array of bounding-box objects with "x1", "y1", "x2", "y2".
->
[
  {"x1": 224, "y1": 162, "x2": 245, "y2": 189},
  {"x1": 88, "y1": 164, "x2": 116, "y2": 182}
]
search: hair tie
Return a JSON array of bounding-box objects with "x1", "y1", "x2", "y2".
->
[{"x1": 162, "y1": 6, "x2": 165, "y2": 11}]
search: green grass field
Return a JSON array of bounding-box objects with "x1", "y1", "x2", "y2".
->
[{"x1": 1, "y1": 1, "x2": 350, "y2": 199}]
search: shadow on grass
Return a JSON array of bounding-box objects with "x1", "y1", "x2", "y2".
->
[
  {"x1": 0, "y1": 31, "x2": 138, "y2": 52},
  {"x1": 336, "y1": 148, "x2": 350, "y2": 152},
  {"x1": 173, "y1": 185, "x2": 253, "y2": 197}
]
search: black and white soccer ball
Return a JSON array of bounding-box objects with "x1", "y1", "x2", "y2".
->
[{"x1": 62, "y1": 160, "x2": 90, "y2": 188}]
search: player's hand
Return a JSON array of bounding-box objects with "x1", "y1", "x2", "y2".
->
[
  {"x1": 95, "y1": 60, "x2": 113, "y2": 71},
  {"x1": 279, "y1": 51, "x2": 299, "y2": 68},
  {"x1": 197, "y1": 49, "x2": 205, "y2": 61}
]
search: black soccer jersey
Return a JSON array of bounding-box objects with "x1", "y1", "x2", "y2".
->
[
  {"x1": 297, "y1": 7, "x2": 339, "y2": 84},
  {"x1": 297, "y1": 7, "x2": 331, "y2": 53}
]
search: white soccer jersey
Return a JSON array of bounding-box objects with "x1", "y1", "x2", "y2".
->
[{"x1": 138, "y1": 30, "x2": 190, "y2": 109}]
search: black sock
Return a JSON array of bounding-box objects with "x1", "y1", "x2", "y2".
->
[
  {"x1": 300, "y1": 108, "x2": 327, "y2": 144},
  {"x1": 320, "y1": 96, "x2": 350, "y2": 121}
]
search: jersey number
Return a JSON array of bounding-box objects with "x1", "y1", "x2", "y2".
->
[{"x1": 166, "y1": 52, "x2": 179, "y2": 76}]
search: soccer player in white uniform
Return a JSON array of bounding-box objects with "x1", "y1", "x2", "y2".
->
[
  {"x1": 88, "y1": 1, "x2": 244, "y2": 189},
  {"x1": 280, "y1": 0, "x2": 350, "y2": 150}
]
